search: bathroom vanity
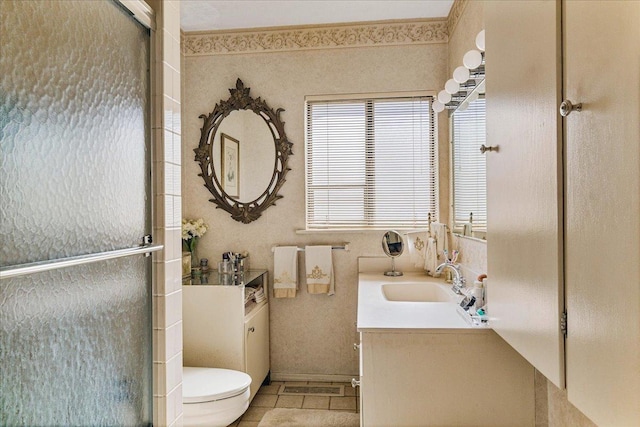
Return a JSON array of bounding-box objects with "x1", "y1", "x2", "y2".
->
[
  {"x1": 357, "y1": 272, "x2": 534, "y2": 427},
  {"x1": 182, "y1": 270, "x2": 269, "y2": 401}
]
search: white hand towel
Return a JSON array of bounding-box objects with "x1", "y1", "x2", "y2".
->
[
  {"x1": 305, "y1": 245, "x2": 334, "y2": 296},
  {"x1": 273, "y1": 246, "x2": 298, "y2": 298},
  {"x1": 424, "y1": 237, "x2": 438, "y2": 276},
  {"x1": 431, "y1": 222, "x2": 449, "y2": 262},
  {"x1": 406, "y1": 230, "x2": 428, "y2": 268}
]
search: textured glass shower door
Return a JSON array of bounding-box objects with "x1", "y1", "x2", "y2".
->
[{"x1": 0, "y1": 1, "x2": 153, "y2": 425}]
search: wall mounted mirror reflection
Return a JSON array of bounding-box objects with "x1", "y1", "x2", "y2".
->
[
  {"x1": 451, "y1": 80, "x2": 487, "y2": 241},
  {"x1": 194, "y1": 79, "x2": 293, "y2": 223},
  {"x1": 382, "y1": 230, "x2": 404, "y2": 276}
]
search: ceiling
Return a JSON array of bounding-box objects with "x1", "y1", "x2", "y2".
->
[{"x1": 180, "y1": 0, "x2": 454, "y2": 32}]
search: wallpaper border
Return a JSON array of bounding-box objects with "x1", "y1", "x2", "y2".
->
[{"x1": 182, "y1": 18, "x2": 448, "y2": 56}]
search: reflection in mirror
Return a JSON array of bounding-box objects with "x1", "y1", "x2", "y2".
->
[
  {"x1": 195, "y1": 79, "x2": 292, "y2": 224},
  {"x1": 210, "y1": 110, "x2": 276, "y2": 202},
  {"x1": 382, "y1": 230, "x2": 404, "y2": 276},
  {"x1": 451, "y1": 80, "x2": 486, "y2": 240}
]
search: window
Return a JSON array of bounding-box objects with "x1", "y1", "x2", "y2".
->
[
  {"x1": 305, "y1": 94, "x2": 438, "y2": 230},
  {"x1": 451, "y1": 97, "x2": 487, "y2": 232}
]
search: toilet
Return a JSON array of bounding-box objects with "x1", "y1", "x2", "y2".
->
[{"x1": 183, "y1": 367, "x2": 252, "y2": 427}]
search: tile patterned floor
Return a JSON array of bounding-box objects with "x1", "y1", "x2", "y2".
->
[{"x1": 228, "y1": 381, "x2": 359, "y2": 427}]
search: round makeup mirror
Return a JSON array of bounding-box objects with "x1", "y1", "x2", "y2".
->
[{"x1": 382, "y1": 230, "x2": 404, "y2": 276}]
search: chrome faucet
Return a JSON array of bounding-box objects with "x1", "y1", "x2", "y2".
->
[{"x1": 435, "y1": 262, "x2": 465, "y2": 294}]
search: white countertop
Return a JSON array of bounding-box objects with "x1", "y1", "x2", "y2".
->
[{"x1": 357, "y1": 272, "x2": 489, "y2": 332}]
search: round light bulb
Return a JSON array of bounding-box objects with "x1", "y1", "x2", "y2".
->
[
  {"x1": 432, "y1": 100, "x2": 445, "y2": 113},
  {"x1": 453, "y1": 66, "x2": 470, "y2": 83},
  {"x1": 475, "y1": 30, "x2": 485, "y2": 52},
  {"x1": 437, "y1": 90, "x2": 452, "y2": 104},
  {"x1": 463, "y1": 49, "x2": 483, "y2": 69},
  {"x1": 445, "y1": 79, "x2": 460, "y2": 94}
]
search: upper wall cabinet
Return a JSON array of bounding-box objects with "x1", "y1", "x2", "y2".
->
[
  {"x1": 485, "y1": 0, "x2": 564, "y2": 389},
  {"x1": 563, "y1": 1, "x2": 639, "y2": 425},
  {"x1": 486, "y1": 1, "x2": 640, "y2": 425}
]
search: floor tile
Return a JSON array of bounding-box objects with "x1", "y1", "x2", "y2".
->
[
  {"x1": 257, "y1": 383, "x2": 280, "y2": 395},
  {"x1": 237, "y1": 421, "x2": 259, "y2": 427},
  {"x1": 250, "y1": 394, "x2": 278, "y2": 408},
  {"x1": 344, "y1": 385, "x2": 357, "y2": 396},
  {"x1": 330, "y1": 396, "x2": 357, "y2": 411},
  {"x1": 302, "y1": 395, "x2": 330, "y2": 409},
  {"x1": 307, "y1": 381, "x2": 333, "y2": 386},
  {"x1": 269, "y1": 381, "x2": 284, "y2": 386},
  {"x1": 283, "y1": 381, "x2": 308, "y2": 386},
  {"x1": 241, "y1": 406, "x2": 270, "y2": 421},
  {"x1": 276, "y1": 395, "x2": 304, "y2": 408}
]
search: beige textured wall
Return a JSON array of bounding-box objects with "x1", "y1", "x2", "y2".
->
[{"x1": 183, "y1": 43, "x2": 447, "y2": 378}]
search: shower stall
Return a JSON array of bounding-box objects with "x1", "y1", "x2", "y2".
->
[{"x1": 1, "y1": 1, "x2": 159, "y2": 425}]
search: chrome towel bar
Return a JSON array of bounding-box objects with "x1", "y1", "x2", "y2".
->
[
  {"x1": 0, "y1": 243, "x2": 163, "y2": 280},
  {"x1": 271, "y1": 243, "x2": 350, "y2": 252}
]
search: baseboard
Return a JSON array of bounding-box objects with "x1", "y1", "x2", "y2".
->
[{"x1": 271, "y1": 372, "x2": 358, "y2": 383}]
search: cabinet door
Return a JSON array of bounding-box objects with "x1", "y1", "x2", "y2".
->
[
  {"x1": 564, "y1": 1, "x2": 640, "y2": 424},
  {"x1": 245, "y1": 303, "x2": 270, "y2": 400},
  {"x1": 485, "y1": 0, "x2": 565, "y2": 388}
]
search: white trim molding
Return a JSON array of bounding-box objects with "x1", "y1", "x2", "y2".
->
[{"x1": 183, "y1": 18, "x2": 448, "y2": 56}]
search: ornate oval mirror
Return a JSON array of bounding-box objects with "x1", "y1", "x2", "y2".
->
[{"x1": 194, "y1": 79, "x2": 293, "y2": 223}]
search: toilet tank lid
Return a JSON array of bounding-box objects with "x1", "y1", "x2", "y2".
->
[{"x1": 183, "y1": 367, "x2": 252, "y2": 403}]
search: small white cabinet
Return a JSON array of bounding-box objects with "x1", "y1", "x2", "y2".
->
[{"x1": 182, "y1": 270, "x2": 270, "y2": 401}]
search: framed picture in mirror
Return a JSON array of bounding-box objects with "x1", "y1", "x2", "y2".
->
[{"x1": 221, "y1": 133, "x2": 239, "y2": 198}]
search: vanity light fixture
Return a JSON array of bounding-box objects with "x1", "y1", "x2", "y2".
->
[
  {"x1": 432, "y1": 100, "x2": 445, "y2": 113},
  {"x1": 438, "y1": 90, "x2": 452, "y2": 104},
  {"x1": 453, "y1": 66, "x2": 470, "y2": 83},
  {"x1": 445, "y1": 79, "x2": 460, "y2": 95},
  {"x1": 432, "y1": 30, "x2": 486, "y2": 114},
  {"x1": 475, "y1": 29, "x2": 485, "y2": 52},
  {"x1": 463, "y1": 49, "x2": 483, "y2": 70}
]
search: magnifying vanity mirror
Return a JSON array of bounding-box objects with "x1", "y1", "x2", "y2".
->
[
  {"x1": 194, "y1": 79, "x2": 293, "y2": 223},
  {"x1": 382, "y1": 231, "x2": 404, "y2": 276}
]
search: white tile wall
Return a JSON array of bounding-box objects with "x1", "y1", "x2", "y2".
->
[{"x1": 149, "y1": 0, "x2": 182, "y2": 425}]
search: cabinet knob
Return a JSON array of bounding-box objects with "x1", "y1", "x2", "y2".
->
[
  {"x1": 353, "y1": 343, "x2": 360, "y2": 351},
  {"x1": 560, "y1": 99, "x2": 582, "y2": 117},
  {"x1": 351, "y1": 378, "x2": 361, "y2": 388},
  {"x1": 480, "y1": 144, "x2": 499, "y2": 154},
  {"x1": 248, "y1": 327, "x2": 255, "y2": 333}
]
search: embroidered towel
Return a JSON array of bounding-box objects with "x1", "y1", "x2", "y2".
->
[
  {"x1": 305, "y1": 245, "x2": 335, "y2": 295},
  {"x1": 424, "y1": 237, "x2": 438, "y2": 276},
  {"x1": 431, "y1": 222, "x2": 449, "y2": 262},
  {"x1": 273, "y1": 246, "x2": 298, "y2": 298},
  {"x1": 406, "y1": 230, "x2": 428, "y2": 268}
]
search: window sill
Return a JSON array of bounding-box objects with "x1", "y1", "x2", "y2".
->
[{"x1": 296, "y1": 228, "x2": 429, "y2": 235}]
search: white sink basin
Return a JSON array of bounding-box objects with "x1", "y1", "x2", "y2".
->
[{"x1": 382, "y1": 282, "x2": 453, "y2": 302}]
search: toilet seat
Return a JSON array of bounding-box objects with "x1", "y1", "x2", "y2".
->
[{"x1": 183, "y1": 367, "x2": 252, "y2": 403}]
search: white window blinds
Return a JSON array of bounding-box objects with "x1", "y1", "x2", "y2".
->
[
  {"x1": 305, "y1": 95, "x2": 438, "y2": 230},
  {"x1": 451, "y1": 97, "x2": 487, "y2": 231}
]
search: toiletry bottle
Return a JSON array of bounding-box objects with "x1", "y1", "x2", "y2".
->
[{"x1": 471, "y1": 280, "x2": 484, "y2": 309}]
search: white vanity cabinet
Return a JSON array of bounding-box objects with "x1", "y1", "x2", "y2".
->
[
  {"x1": 486, "y1": 1, "x2": 640, "y2": 425},
  {"x1": 359, "y1": 330, "x2": 534, "y2": 427},
  {"x1": 182, "y1": 270, "x2": 270, "y2": 401},
  {"x1": 357, "y1": 273, "x2": 534, "y2": 426}
]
